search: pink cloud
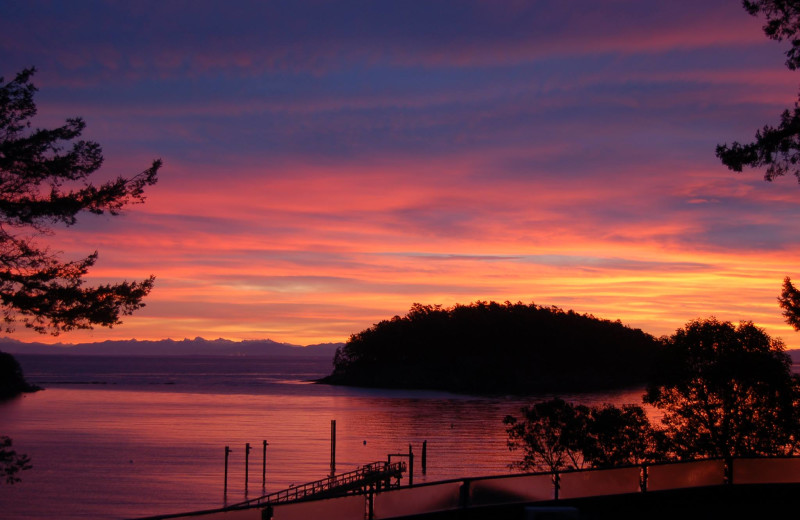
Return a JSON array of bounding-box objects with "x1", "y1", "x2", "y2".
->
[{"x1": 5, "y1": 0, "x2": 800, "y2": 352}]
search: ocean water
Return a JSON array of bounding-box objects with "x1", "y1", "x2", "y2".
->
[{"x1": 0, "y1": 355, "x2": 647, "y2": 519}]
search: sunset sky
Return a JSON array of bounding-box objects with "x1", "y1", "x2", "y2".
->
[{"x1": 2, "y1": 0, "x2": 800, "y2": 348}]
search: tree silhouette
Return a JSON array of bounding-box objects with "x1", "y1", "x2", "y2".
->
[
  {"x1": 504, "y1": 398, "x2": 589, "y2": 473},
  {"x1": 0, "y1": 67, "x2": 161, "y2": 484},
  {"x1": 779, "y1": 276, "x2": 800, "y2": 330},
  {"x1": 645, "y1": 318, "x2": 800, "y2": 459},
  {"x1": 582, "y1": 404, "x2": 660, "y2": 468},
  {"x1": 0, "y1": 68, "x2": 160, "y2": 334},
  {"x1": 716, "y1": 0, "x2": 800, "y2": 181},
  {"x1": 743, "y1": 0, "x2": 800, "y2": 70},
  {"x1": 507, "y1": 318, "x2": 800, "y2": 472},
  {"x1": 505, "y1": 399, "x2": 660, "y2": 472},
  {"x1": 0, "y1": 436, "x2": 31, "y2": 484}
]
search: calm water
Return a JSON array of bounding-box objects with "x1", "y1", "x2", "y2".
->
[{"x1": 0, "y1": 355, "x2": 647, "y2": 519}]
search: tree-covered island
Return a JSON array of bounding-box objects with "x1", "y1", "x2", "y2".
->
[
  {"x1": 321, "y1": 301, "x2": 662, "y2": 394},
  {"x1": 0, "y1": 350, "x2": 39, "y2": 400}
]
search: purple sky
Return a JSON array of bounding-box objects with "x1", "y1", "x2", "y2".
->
[{"x1": 2, "y1": 0, "x2": 800, "y2": 348}]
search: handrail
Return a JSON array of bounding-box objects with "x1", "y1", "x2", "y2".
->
[{"x1": 129, "y1": 456, "x2": 800, "y2": 520}]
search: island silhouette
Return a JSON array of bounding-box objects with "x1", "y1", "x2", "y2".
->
[{"x1": 320, "y1": 301, "x2": 662, "y2": 394}]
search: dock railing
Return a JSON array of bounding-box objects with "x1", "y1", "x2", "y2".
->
[
  {"x1": 231, "y1": 460, "x2": 406, "y2": 509},
  {"x1": 366, "y1": 456, "x2": 800, "y2": 519},
  {"x1": 131, "y1": 456, "x2": 800, "y2": 519}
]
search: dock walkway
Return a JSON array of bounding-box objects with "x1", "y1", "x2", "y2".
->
[
  {"x1": 231, "y1": 460, "x2": 406, "y2": 508},
  {"x1": 132, "y1": 461, "x2": 406, "y2": 520}
]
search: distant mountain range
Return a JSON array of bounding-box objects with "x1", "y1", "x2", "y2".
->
[
  {"x1": 2, "y1": 335, "x2": 797, "y2": 364},
  {"x1": 0, "y1": 337, "x2": 342, "y2": 357}
]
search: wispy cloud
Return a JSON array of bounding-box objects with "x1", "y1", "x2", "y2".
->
[{"x1": 2, "y1": 0, "x2": 800, "y2": 347}]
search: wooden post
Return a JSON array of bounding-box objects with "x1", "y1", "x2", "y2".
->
[
  {"x1": 459, "y1": 480, "x2": 470, "y2": 509},
  {"x1": 330, "y1": 420, "x2": 336, "y2": 476},
  {"x1": 725, "y1": 457, "x2": 734, "y2": 485},
  {"x1": 421, "y1": 440, "x2": 427, "y2": 475},
  {"x1": 410, "y1": 444, "x2": 415, "y2": 486},
  {"x1": 262, "y1": 440, "x2": 268, "y2": 493},
  {"x1": 245, "y1": 442, "x2": 252, "y2": 497},
  {"x1": 553, "y1": 471, "x2": 560, "y2": 500},
  {"x1": 367, "y1": 482, "x2": 375, "y2": 520},
  {"x1": 224, "y1": 446, "x2": 232, "y2": 499},
  {"x1": 640, "y1": 464, "x2": 648, "y2": 493}
]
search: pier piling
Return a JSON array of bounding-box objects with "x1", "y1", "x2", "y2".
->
[
  {"x1": 245, "y1": 442, "x2": 252, "y2": 496},
  {"x1": 223, "y1": 446, "x2": 232, "y2": 499},
  {"x1": 262, "y1": 440, "x2": 268, "y2": 493},
  {"x1": 408, "y1": 444, "x2": 414, "y2": 486},
  {"x1": 330, "y1": 420, "x2": 336, "y2": 476},
  {"x1": 422, "y1": 440, "x2": 427, "y2": 475}
]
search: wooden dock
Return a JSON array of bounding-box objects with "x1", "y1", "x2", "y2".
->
[
  {"x1": 132, "y1": 461, "x2": 406, "y2": 520},
  {"x1": 232, "y1": 460, "x2": 406, "y2": 508}
]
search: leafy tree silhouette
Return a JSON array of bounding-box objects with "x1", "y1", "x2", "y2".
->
[
  {"x1": 504, "y1": 398, "x2": 590, "y2": 473},
  {"x1": 504, "y1": 399, "x2": 660, "y2": 472},
  {"x1": 645, "y1": 318, "x2": 800, "y2": 459},
  {"x1": 0, "y1": 436, "x2": 31, "y2": 484},
  {"x1": 507, "y1": 318, "x2": 800, "y2": 471},
  {"x1": 583, "y1": 404, "x2": 661, "y2": 468}
]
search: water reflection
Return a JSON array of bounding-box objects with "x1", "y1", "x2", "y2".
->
[{"x1": 0, "y1": 356, "x2": 652, "y2": 519}]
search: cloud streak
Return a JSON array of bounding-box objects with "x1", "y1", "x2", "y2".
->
[{"x1": 2, "y1": 0, "x2": 800, "y2": 348}]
